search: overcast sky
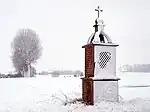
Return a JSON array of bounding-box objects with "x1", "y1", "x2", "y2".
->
[{"x1": 0, "y1": 0, "x2": 150, "y2": 73}]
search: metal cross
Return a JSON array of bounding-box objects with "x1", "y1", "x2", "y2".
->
[{"x1": 95, "y1": 6, "x2": 103, "y2": 18}]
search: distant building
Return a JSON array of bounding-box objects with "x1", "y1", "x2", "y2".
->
[
  {"x1": 50, "y1": 70, "x2": 83, "y2": 78},
  {"x1": 51, "y1": 71, "x2": 60, "y2": 77},
  {"x1": 59, "y1": 71, "x2": 74, "y2": 78},
  {"x1": 38, "y1": 71, "x2": 49, "y2": 75},
  {"x1": 119, "y1": 64, "x2": 150, "y2": 73}
]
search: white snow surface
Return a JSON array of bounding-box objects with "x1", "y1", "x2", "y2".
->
[
  {"x1": 0, "y1": 75, "x2": 150, "y2": 112},
  {"x1": 92, "y1": 75, "x2": 120, "y2": 79}
]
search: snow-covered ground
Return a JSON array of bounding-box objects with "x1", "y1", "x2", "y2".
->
[{"x1": 0, "y1": 75, "x2": 150, "y2": 112}]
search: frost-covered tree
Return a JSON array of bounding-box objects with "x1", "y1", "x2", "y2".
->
[{"x1": 11, "y1": 28, "x2": 42, "y2": 77}]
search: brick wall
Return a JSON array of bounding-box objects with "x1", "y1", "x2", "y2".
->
[
  {"x1": 82, "y1": 44, "x2": 94, "y2": 105},
  {"x1": 84, "y1": 44, "x2": 94, "y2": 77},
  {"x1": 82, "y1": 78, "x2": 93, "y2": 105}
]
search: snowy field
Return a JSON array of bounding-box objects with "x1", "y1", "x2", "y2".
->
[{"x1": 0, "y1": 74, "x2": 150, "y2": 112}]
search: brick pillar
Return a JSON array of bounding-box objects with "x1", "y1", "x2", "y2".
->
[
  {"x1": 82, "y1": 44, "x2": 94, "y2": 105},
  {"x1": 82, "y1": 78, "x2": 93, "y2": 105},
  {"x1": 83, "y1": 44, "x2": 94, "y2": 77}
]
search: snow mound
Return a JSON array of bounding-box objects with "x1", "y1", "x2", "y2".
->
[{"x1": 65, "y1": 98, "x2": 150, "y2": 112}]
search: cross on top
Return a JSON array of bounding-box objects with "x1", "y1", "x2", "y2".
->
[{"x1": 95, "y1": 6, "x2": 103, "y2": 18}]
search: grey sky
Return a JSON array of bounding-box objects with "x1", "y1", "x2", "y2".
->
[{"x1": 0, "y1": 0, "x2": 150, "y2": 73}]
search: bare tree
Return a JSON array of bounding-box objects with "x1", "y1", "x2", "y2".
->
[{"x1": 11, "y1": 28, "x2": 42, "y2": 77}]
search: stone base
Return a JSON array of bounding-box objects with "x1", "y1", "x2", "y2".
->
[
  {"x1": 93, "y1": 80, "x2": 119, "y2": 103},
  {"x1": 81, "y1": 77, "x2": 120, "y2": 105}
]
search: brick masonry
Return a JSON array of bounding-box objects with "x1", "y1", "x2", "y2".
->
[
  {"x1": 83, "y1": 44, "x2": 94, "y2": 77},
  {"x1": 82, "y1": 77, "x2": 93, "y2": 105},
  {"x1": 82, "y1": 44, "x2": 94, "y2": 105}
]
